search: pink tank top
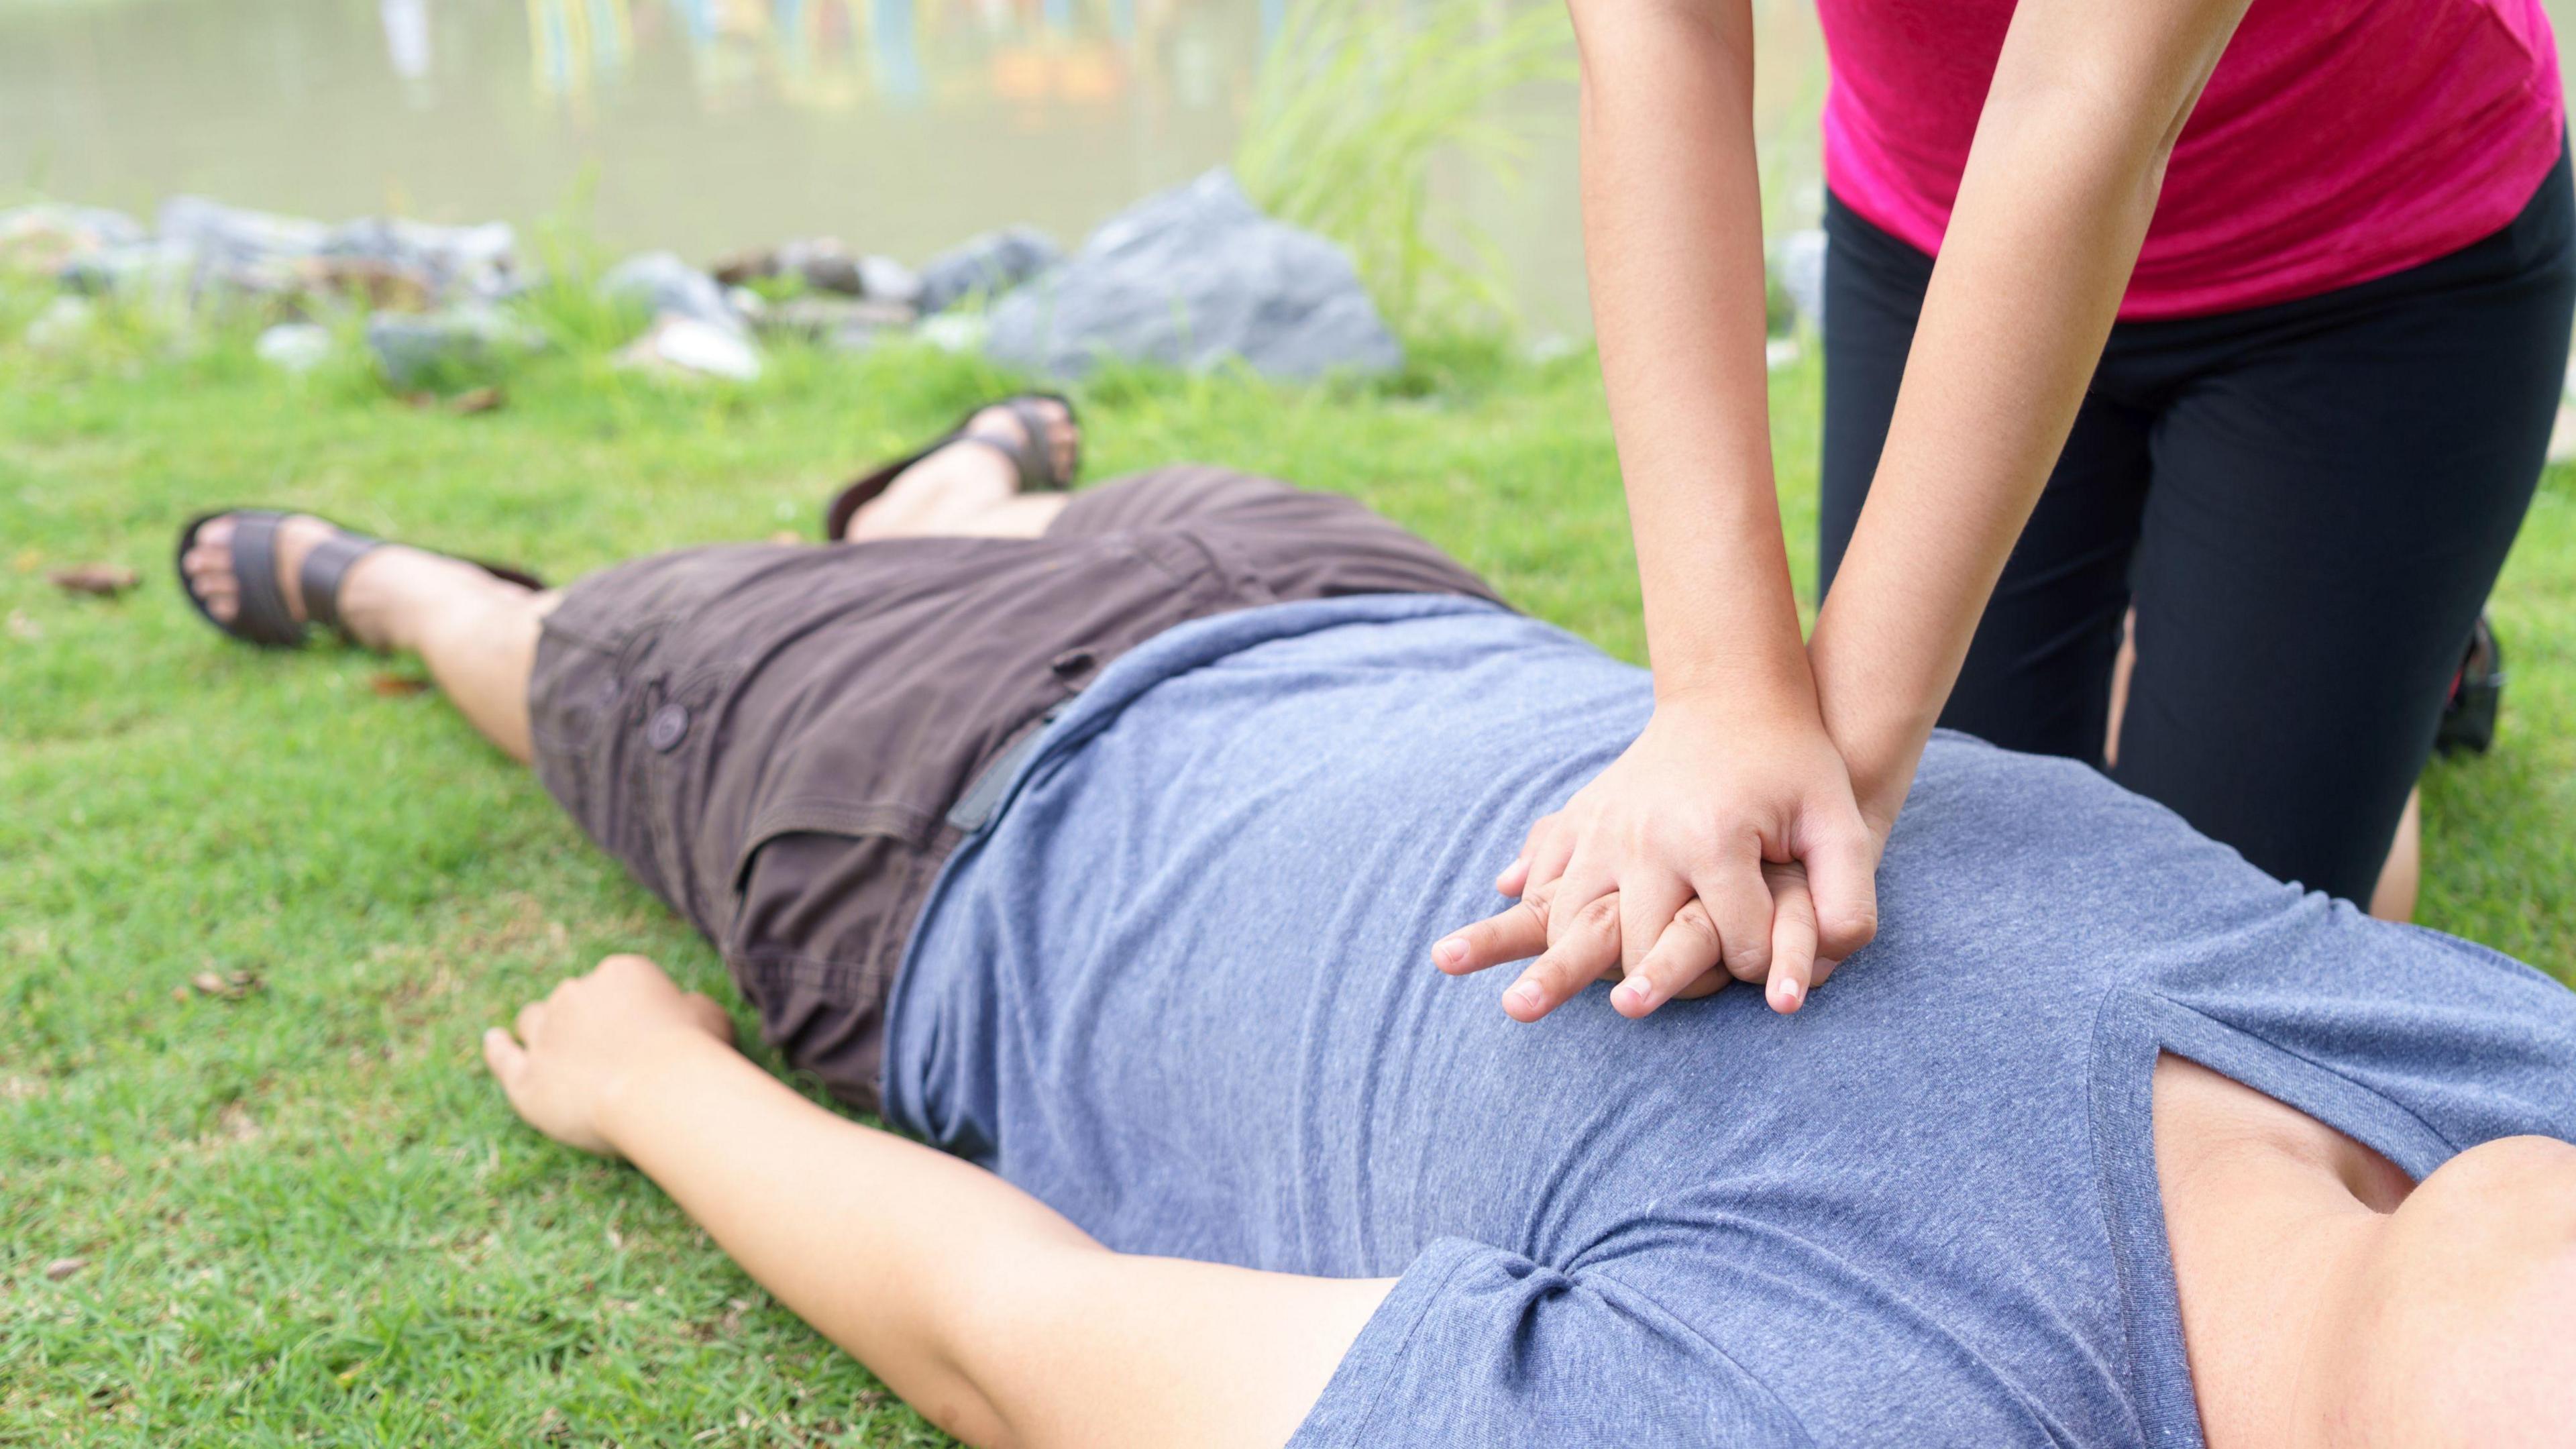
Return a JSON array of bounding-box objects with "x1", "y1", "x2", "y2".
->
[{"x1": 1819, "y1": 0, "x2": 2566, "y2": 319}]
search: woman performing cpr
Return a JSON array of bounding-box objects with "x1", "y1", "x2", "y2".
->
[{"x1": 1456, "y1": 0, "x2": 2576, "y2": 1022}]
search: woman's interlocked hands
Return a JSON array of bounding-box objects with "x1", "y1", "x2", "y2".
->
[{"x1": 1432, "y1": 692, "x2": 1887, "y2": 1020}]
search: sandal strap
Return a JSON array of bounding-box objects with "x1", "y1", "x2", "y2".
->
[
  {"x1": 1000, "y1": 394, "x2": 1079, "y2": 491},
  {"x1": 821, "y1": 391, "x2": 1082, "y2": 540},
  {"x1": 225, "y1": 511, "x2": 305, "y2": 648},
  {"x1": 299, "y1": 529, "x2": 386, "y2": 635},
  {"x1": 955, "y1": 431, "x2": 1047, "y2": 494},
  {"x1": 176, "y1": 509, "x2": 542, "y2": 651}
]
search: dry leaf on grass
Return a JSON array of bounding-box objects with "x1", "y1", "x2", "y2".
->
[
  {"x1": 48, "y1": 564, "x2": 139, "y2": 597},
  {"x1": 213, "y1": 1100, "x2": 260, "y2": 1144},
  {"x1": 401, "y1": 387, "x2": 506, "y2": 415},
  {"x1": 369, "y1": 672, "x2": 434, "y2": 697},
  {"x1": 44, "y1": 1256, "x2": 88, "y2": 1282},
  {"x1": 189, "y1": 969, "x2": 265, "y2": 1001}
]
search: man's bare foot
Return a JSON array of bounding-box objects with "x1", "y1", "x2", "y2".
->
[
  {"x1": 180, "y1": 514, "x2": 403, "y2": 649},
  {"x1": 845, "y1": 398, "x2": 1079, "y2": 541}
]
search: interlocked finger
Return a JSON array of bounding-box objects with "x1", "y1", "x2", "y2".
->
[
  {"x1": 1613, "y1": 897, "x2": 1727, "y2": 1018},
  {"x1": 1433, "y1": 892, "x2": 1552, "y2": 975},
  {"x1": 1763, "y1": 862, "x2": 1821, "y2": 1013},
  {"x1": 1700, "y1": 862, "x2": 1778, "y2": 983},
  {"x1": 1617, "y1": 873, "x2": 1695, "y2": 976},
  {"x1": 1501, "y1": 885, "x2": 1623, "y2": 1022},
  {"x1": 1501, "y1": 812, "x2": 1577, "y2": 899}
]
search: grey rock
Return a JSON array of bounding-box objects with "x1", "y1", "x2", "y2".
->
[
  {"x1": 706, "y1": 248, "x2": 766, "y2": 287},
  {"x1": 58, "y1": 239, "x2": 200, "y2": 300},
  {"x1": 0, "y1": 204, "x2": 147, "y2": 274},
  {"x1": 918, "y1": 311, "x2": 988, "y2": 354},
  {"x1": 985, "y1": 170, "x2": 1400, "y2": 381},
  {"x1": 856, "y1": 255, "x2": 922, "y2": 307},
  {"x1": 712, "y1": 237, "x2": 865, "y2": 295},
  {"x1": 598, "y1": 251, "x2": 744, "y2": 335},
  {"x1": 157, "y1": 195, "x2": 327, "y2": 268},
  {"x1": 21, "y1": 296, "x2": 97, "y2": 350},
  {"x1": 779, "y1": 238, "x2": 864, "y2": 295},
  {"x1": 42, "y1": 199, "x2": 515, "y2": 311},
  {"x1": 916, "y1": 226, "x2": 1062, "y2": 314},
  {"x1": 320, "y1": 216, "x2": 518, "y2": 303},
  {"x1": 614, "y1": 314, "x2": 762, "y2": 381},
  {"x1": 755, "y1": 294, "x2": 918, "y2": 350},
  {"x1": 366, "y1": 306, "x2": 547, "y2": 389},
  {"x1": 256, "y1": 322, "x2": 333, "y2": 373},
  {"x1": 1776, "y1": 228, "x2": 1826, "y2": 334}
]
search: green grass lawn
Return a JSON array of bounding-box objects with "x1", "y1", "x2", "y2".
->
[{"x1": 4, "y1": 312, "x2": 2572, "y2": 1445}]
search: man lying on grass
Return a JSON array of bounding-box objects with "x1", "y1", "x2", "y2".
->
[{"x1": 174, "y1": 396, "x2": 2576, "y2": 1448}]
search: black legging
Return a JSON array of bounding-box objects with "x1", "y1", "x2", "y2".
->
[{"x1": 1819, "y1": 144, "x2": 2576, "y2": 904}]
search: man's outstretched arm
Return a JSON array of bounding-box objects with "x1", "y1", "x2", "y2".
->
[{"x1": 481, "y1": 955, "x2": 1390, "y2": 1449}]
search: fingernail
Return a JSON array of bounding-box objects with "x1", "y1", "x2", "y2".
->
[
  {"x1": 1774, "y1": 977, "x2": 1804, "y2": 1012},
  {"x1": 1618, "y1": 978, "x2": 1653, "y2": 1010},
  {"x1": 1434, "y1": 937, "x2": 1465, "y2": 967},
  {"x1": 1506, "y1": 981, "x2": 1541, "y2": 1012}
]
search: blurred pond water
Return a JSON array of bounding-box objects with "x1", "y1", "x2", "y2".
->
[
  {"x1": 0, "y1": 0, "x2": 1836, "y2": 335},
  {"x1": 4, "y1": 0, "x2": 2570, "y2": 335}
]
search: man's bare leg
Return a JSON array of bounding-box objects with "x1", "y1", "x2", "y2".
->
[
  {"x1": 843, "y1": 400, "x2": 1077, "y2": 541},
  {"x1": 181, "y1": 519, "x2": 554, "y2": 761},
  {"x1": 178, "y1": 402, "x2": 1085, "y2": 763}
]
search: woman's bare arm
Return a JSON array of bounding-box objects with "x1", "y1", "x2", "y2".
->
[
  {"x1": 1446, "y1": 0, "x2": 2262, "y2": 1024},
  {"x1": 483, "y1": 955, "x2": 1389, "y2": 1449},
  {"x1": 1808, "y1": 0, "x2": 2255, "y2": 822},
  {"x1": 1578, "y1": 0, "x2": 1801, "y2": 712},
  {"x1": 1434, "y1": 0, "x2": 1882, "y2": 1027}
]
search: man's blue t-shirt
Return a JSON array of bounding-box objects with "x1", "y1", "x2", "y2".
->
[{"x1": 880, "y1": 596, "x2": 2576, "y2": 1448}]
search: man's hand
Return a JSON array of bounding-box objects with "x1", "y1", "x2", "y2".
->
[
  {"x1": 481, "y1": 953, "x2": 737, "y2": 1157},
  {"x1": 1432, "y1": 696, "x2": 1883, "y2": 1020}
]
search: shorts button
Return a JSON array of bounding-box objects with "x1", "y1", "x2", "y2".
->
[{"x1": 646, "y1": 702, "x2": 690, "y2": 752}]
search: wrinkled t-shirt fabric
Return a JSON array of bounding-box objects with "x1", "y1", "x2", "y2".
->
[{"x1": 880, "y1": 596, "x2": 2576, "y2": 1448}]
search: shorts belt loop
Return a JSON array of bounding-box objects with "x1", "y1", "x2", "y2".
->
[{"x1": 948, "y1": 705, "x2": 1067, "y2": 833}]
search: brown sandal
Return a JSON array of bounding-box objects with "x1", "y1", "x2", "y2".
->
[
  {"x1": 822, "y1": 392, "x2": 1079, "y2": 541},
  {"x1": 174, "y1": 509, "x2": 543, "y2": 649}
]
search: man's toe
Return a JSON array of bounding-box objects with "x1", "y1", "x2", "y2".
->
[
  {"x1": 1043, "y1": 401, "x2": 1077, "y2": 476},
  {"x1": 184, "y1": 528, "x2": 241, "y2": 619}
]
